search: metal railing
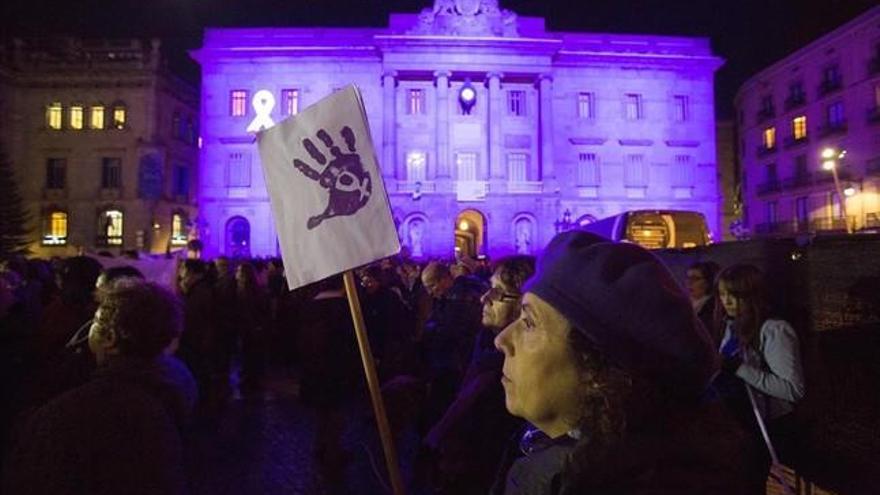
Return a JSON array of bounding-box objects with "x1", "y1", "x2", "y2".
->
[
  {"x1": 783, "y1": 135, "x2": 809, "y2": 149},
  {"x1": 756, "y1": 107, "x2": 775, "y2": 123},
  {"x1": 817, "y1": 121, "x2": 848, "y2": 138},
  {"x1": 757, "y1": 180, "x2": 782, "y2": 196},
  {"x1": 818, "y1": 79, "x2": 842, "y2": 97},
  {"x1": 784, "y1": 94, "x2": 806, "y2": 111},
  {"x1": 781, "y1": 174, "x2": 813, "y2": 191},
  {"x1": 756, "y1": 144, "x2": 778, "y2": 157}
]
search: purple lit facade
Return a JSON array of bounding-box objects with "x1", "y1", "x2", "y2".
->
[{"x1": 191, "y1": 1, "x2": 724, "y2": 260}]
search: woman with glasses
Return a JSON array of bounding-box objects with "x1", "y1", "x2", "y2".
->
[
  {"x1": 422, "y1": 255, "x2": 535, "y2": 495},
  {"x1": 491, "y1": 231, "x2": 757, "y2": 495}
]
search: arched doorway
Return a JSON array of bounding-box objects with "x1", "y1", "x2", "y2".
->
[
  {"x1": 454, "y1": 209, "x2": 485, "y2": 259},
  {"x1": 225, "y1": 216, "x2": 251, "y2": 258}
]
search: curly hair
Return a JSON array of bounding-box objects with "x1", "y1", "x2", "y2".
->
[{"x1": 94, "y1": 279, "x2": 183, "y2": 358}]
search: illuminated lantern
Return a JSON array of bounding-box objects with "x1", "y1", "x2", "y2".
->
[{"x1": 459, "y1": 79, "x2": 476, "y2": 115}]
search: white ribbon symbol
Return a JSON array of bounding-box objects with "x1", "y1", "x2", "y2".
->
[
  {"x1": 246, "y1": 90, "x2": 276, "y2": 132},
  {"x1": 335, "y1": 170, "x2": 371, "y2": 202}
]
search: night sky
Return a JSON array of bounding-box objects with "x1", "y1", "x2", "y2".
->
[{"x1": 1, "y1": 0, "x2": 877, "y2": 118}]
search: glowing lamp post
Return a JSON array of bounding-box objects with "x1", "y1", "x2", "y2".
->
[{"x1": 821, "y1": 147, "x2": 852, "y2": 234}]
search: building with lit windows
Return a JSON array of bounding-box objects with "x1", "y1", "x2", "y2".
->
[
  {"x1": 0, "y1": 38, "x2": 198, "y2": 256},
  {"x1": 734, "y1": 5, "x2": 880, "y2": 237},
  {"x1": 192, "y1": 0, "x2": 724, "y2": 259}
]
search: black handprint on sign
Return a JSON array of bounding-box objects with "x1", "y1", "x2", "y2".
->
[{"x1": 292, "y1": 126, "x2": 372, "y2": 230}]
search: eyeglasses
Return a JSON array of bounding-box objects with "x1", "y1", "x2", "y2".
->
[{"x1": 482, "y1": 286, "x2": 520, "y2": 304}]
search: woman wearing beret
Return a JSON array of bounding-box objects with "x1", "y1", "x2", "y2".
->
[
  {"x1": 491, "y1": 231, "x2": 758, "y2": 495},
  {"x1": 715, "y1": 263, "x2": 805, "y2": 493}
]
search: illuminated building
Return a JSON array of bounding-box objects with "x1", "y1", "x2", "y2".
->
[
  {"x1": 0, "y1": 38, "x2": 198, "y2": 256},
  {"x1": 734, "y1": 5, "x2": 880, "y2": 236},
  {"x1": 192, "y1": 0, "x2": 724, "y2": 259}
]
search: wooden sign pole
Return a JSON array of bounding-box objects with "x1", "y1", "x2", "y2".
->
[{"x1": 342, "y1": 270, "x2": 405, "y2": 495}]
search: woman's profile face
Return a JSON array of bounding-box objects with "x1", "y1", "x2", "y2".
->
[
  {"x1": 494, "y1": 293, "x2": 584, "y2": 438},
  {"x1": 717, "y1": 281, "x2": 739, "y2": 318}
]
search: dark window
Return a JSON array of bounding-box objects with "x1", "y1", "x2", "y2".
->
[
  {"x1": 794, "y1": 154, "x2": 808, "y2": 177},
  {"x1": 101, "y1": 158, "x2": 122, "y2": 189},
  {"x1": 46, "y1": 158, "x2": 66, "y2": 189},
  {"x1": 173, "y1": 165, "x2": 189, "y2": 197}
]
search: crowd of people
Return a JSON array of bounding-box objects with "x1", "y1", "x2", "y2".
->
[{"x1": 0, "y1": 233, "x2": 806, "y2": 495}]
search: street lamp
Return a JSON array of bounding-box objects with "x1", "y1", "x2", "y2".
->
[
  {"x1": 820, "y1": 147, "x2": 852, "y2": 234},
  {"x1": 554, "y1": 208, "x2": 573, "y2": 233}
]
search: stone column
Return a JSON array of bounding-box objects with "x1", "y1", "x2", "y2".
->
[
  {"x1": 487, "y1": 72, "x2": 504, "y2": 180},
  {"x1": 382, "y1": 71, "x2": 398, "y2": 179},
  {"x1": 538, "y1": 74, "x2": 555, "y2": 181},
  {"x1": 434, "y1": 71, "x2": 451, "y2": 179}
]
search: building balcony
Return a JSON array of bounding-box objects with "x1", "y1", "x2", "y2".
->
[
  {"x1": 95, "y1": 235, "x2": 124, "y2": 247},
  {"x1": 99, "y1": 187, "x2": 123, "y2": 200},
  {"x1": 42, "y1": 188, "x2": 67, "y2": 200},
  {"x1": 782, "y1": 174, "x2": 813, "y2": 190},
  {"x1": 756, "y1": 144, "x2": 777, "y2": 157},
  {"x1": 754, "y1": 221, "x2": 794, "y2": 236},
  {"x1": 818, "y1": 79, "x2": 843, "y2": 97},
  {"x1": 396, "y1": 180, "x2": 436, "y2": 194},
  {"x1": 756, "y1": 180, "x2": 782, "y2": 196},
  {"x1": 783, "y1": 134, "x2": 809, "y2": 148},
  {"x1": 817, "y1": 121, "x2": 848, "y2": 138},
  {"x1": 455, "y1": 180, "x2": 488, "y2": 201},
  {"x1": 755, "y1": 107, "x2": 775, "y2": 123},
  {"x1": 784, "y1": 94, "x2": 806, "y2": 111},
  {"x1": 810, "y1": 216, "x2": 850, "y2": 232},
  {"x1": 867, "y1": 106, "x2": 880, "y2": 125},
  {"x1": 507, "y1": 181, "x2": 543, "y2": 194},
  {"x1": 814, "y1": 168, "x2": 852, "y2": 184}
]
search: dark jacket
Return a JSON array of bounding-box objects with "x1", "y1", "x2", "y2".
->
[
  {"x1": 2, "y1": 355, "x2": 197, "y2": 495},
  {"x1": 422, "y1": 276, "x2": 486, "y2": 376},
  {"x1": 424, "y1": 329, "x2": 523, "y2": 494},
  {"x1": 493, "y1": 399, "x2": 761, "y2": 495}
]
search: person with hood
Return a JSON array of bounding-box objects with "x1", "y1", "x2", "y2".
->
[
  {"x1": 491, "y1": 231, "x2": 759, "y2": 495},
  {"x1": 2, "y1": 279, "x2": 197, "y2": 495}
]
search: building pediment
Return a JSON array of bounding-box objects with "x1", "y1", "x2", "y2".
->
[{"x1": 408, "y1": 0, "x2": 519, "y2": 37}]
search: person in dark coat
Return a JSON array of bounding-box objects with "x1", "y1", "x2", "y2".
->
[
  {"x1": 423, "y1": 255, "x2": 534, "y2": 495},
  {"x1": 685, "y1": 260, "x2": 720, "y2": 345},
  {"x1": 296, "y1": 275, "x2": 364, "y2": 482},
  {"x1": 176, "y1": 260, "x2": 218, "y2": 415},
  {"x1": 2, "y1": 279, "x2": 197, "y2": 495},
  {"x1": 420, "y1": 261, "x2": 486, "y2": 428},
  {"x1": 491, "y1": 231, "x2": 760, "y2": 495}
]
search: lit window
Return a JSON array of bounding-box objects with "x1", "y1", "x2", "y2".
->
[
  {"x1": 43, "y1": 211, "x2": 68, "y2": 245},
  {"x1": 230, "y1": 90, "x2": 248, "y2": 117},
  {"x1": 171, "y1": 213, "x2": 188, "y2": 246},
  {"x1": 625, "y1": 94, "x2": 643, "y2": 120},
  {"x1": 47, "y1": 102, "x2": 63, "y2": 130},
  {"x1": 455, "y1": 152, "x2": 477, "y2": 181},
  {"x1": 577, "y1": 92, "x2": 595, "y2": 119},
  {"x1": 45, "y1": 158, "x2": 66, "y2": 189},
  {"x1": 507, "y1": 153, "x2": 528, "y2": 182},
  {"x1": 763, "y1": 127, "x2": 776, "y2": 149},
  {"x1": 508, "y1": 90, "x2": 526, "y2": 116},
  {"x1": 405, "y1": 152, "x2": 427, "y2": 182},
  {"x1": 792, "y1": 116, "x2": 807, "y2": 140},
  {"x1": 673, "y1": 95, "x2": 689, "y2": 122},
  {"x1": 101, "y1": 158, "x2": 122, "y2": 189},
  {"x1": 112, "y1": 105, "x2": 126, "y2": 129},
  {"x1": 577, "y1": 153, "x2": 600, "y2": 185},
  {"x1": 281, "y1": 89, "x2": 300, "y2": 116},
  {"x1": 101, "y1": 210, "x2": 124, "y2": 245},
  {"x1": 226, "y1": 152, "x2": 251, "y2": 187},
  {"x1": 90, "y1": 106, "x2": 105, "y2": 129},
  {"x1": 69, "y1": 105, "x2": 83, "y2": 130},
  {"x1": 407, "y1": 89, "x2": 425, "y2": 115}
]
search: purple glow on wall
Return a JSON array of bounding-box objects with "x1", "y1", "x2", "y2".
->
[{"x1": 190, "y1": 1, "x2": 723, "y2": 260}]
